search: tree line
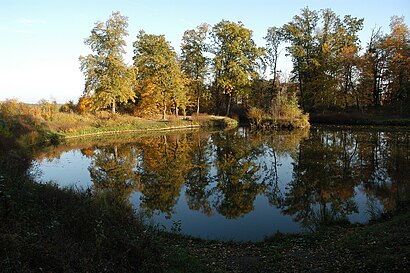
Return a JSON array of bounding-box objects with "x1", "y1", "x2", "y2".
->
[{"x1": 79, "y1": 8, "x2": 410, "y2": 118}]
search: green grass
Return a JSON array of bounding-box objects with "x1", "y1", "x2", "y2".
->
[{"x1": 44, "y1": 112, "x2": 238, "y2": 138}]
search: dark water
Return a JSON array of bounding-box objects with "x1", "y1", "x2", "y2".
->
[{"x1": 31, "y1": 126, "x2": 410, "y2": 241}]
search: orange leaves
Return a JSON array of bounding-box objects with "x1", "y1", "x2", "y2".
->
[{"x1": 77, "y1": 96, "x2": 92, "y2": 114}]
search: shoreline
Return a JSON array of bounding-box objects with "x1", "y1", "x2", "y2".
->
[
  {"x1": 310, "y1": 112, "x2": 410, "y2": 126},
  {"x1": 62, "y1": 124, "x2": 202, "y2": 139}
]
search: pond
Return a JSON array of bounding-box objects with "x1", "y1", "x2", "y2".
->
[{"x1": 31, "y1": 125, "x2": 410, "y2": 241}]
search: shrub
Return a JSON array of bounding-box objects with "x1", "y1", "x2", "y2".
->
[
  {"x1": 248, "y1": 107, "x2": 264, "y2": 128},
  {"x1": 76, "y1": 96, "x2": 92, "y2": 114},
  {"x1": 278, "y1": 93, "x2": 304, "y2": 119},
  {"x1": 0, "y1": 99, "x2": 29, "y2": 117},
  {"x1": 59, "y1": 101, "x2": 76, "y2": 113}
]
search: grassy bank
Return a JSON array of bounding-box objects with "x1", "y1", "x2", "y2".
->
[
  {"x1": 43, "y1": 112, "x2": 238, "y2": 139},
  {"x1": 0, "y1": 99, "x2": 238, "y2": 141}
]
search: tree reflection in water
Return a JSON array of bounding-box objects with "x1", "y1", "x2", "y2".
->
[
  {"x1": 65, "y1": 126, "x2": 410, "y2": 230},
  {"x1": 89, "y1": 144, "x2": 140, "y2": 199}
]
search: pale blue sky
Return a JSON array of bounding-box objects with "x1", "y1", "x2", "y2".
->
[{"x1": 1, "y1": 0, "x2": 409, "y2": 103}]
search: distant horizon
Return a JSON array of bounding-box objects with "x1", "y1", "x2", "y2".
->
[{"x1": 1, "y1": 0, "x2": 409, "y2": 104}]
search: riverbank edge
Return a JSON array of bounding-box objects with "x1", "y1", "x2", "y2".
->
[
  {"x1": 49, "y1": 115, "x2": 239, "y2": 140},
  {"x1": 310, "y1": 112, "x2": 410, "y2": 126}
]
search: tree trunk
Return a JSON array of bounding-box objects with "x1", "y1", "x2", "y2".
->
[
  {"x1": 196, "y1": 96, "x2": 200, "y2": 114},
  {"x1": 112, "y1": 99, "x2": 116, "y2": 115},
  {"x1": 175, "y1": 101, "x2": 179, "y2": 117},
  {"x1": 298, "y1": 70, "x2": 305, "y2": 111},
  {"x1": 162, "y1": 100, "x2": 167, "y2": 120},
  {"x1": 226, "y1": 94, "x2": 232, "y2": 116},
  {"x1": 114, "y1": 145, "x2": 118, "y2": 160}
]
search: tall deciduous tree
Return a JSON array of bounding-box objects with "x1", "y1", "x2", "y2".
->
[
  {"x1": 180, "y1": 23, "x2": 210, "y2": 114},
  {"x1": 79, "y1": 11, "x2": 136, "y2": 114},
  {"x1": 282, "y1": 7, "x2": 319, "y2": 111},
  {"x1": 211, "y1": 20, "x2": 262, "y2": 116},
  {"x1": 359, "y1": 27, "x2": 386, "y2": 107},
  {"x1": 383, "y1": 16, "x2": 410, "y2": 110},
  {"x1": 283, "y1": 7, "x2": 364, "y2": 111},
  {"x1": 133, "y1": 31, "x2": 187, "y2": 119},
  {"x1": 264, "y1": 26, "x2": 284, "y2": 113},
  {"x1": 335, "y1": 15, "x2": 364, "y2": 109}
]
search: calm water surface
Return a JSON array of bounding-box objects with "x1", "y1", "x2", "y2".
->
[{"x1": 31, "y1": 126, "x2": 410, "y2": 241}]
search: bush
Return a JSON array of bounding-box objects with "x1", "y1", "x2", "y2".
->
[
  {"x1": 60, "y1": 101, "x2": 76, "y2": 113},
  {"x1": 247, "y1": 94, "x2": 309, "y2": 130},
  {"x1": 248, "y1": 107, "x2": 264, "y2": 128},
  {"x1": 278, "y1": 93, "x2": 304, "y2": 119},
  {"x1": 76, "y1": 96, "x2": 92, "y2": 115}
]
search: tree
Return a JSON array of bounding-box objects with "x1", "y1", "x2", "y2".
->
[
  {"x1": 283, "y1": 8, "x2": 364, "y2": 111},
  {"x1": 383, "y1": 16, "x2": 410, "y2": 110},
  {"x1": 180, "y1": 23, "x2": 211, "y2": 114},
  {"x1": 335, "y1": 15, "x2": 364, "y2": 108},
  {"x1": 133, "y1": 31, "x2": 187, "y2": 119},
  {"x1": 79, "y1": 11, "x2": 136, "y2": 114},
  {"x1": 282, "y1": 7, "x2": 319, "y2": 111},
  {"x1": 264, "y1": 26, "x2": 283, "y2": 112},
  {"x1": 211, "y1": 20, "x2": 263, "y2": 116},
  {"x1": 314, "y1": 9, "x2": 363, "y2": 109},
  {"x1": 359, "y1": 27, "x2": 386, "y2": 107}
]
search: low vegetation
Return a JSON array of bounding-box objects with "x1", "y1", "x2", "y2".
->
[
  {"x1": 248, "y1": 93, "x2": 310, "y2": 130},
  {"x1": 0, "y1": 99, "x2": 238, "y2": 141}
]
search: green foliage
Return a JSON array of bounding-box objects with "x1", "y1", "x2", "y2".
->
[
  {"x1": 212, "y1": 20, "x2": 263, "y2": 115},
  {"x1": 248, "y1": 91, "x2": 309, "y2": 130},
  {"x1": 181, "y1": 23, "x2": 211, "y2": 114},
  {"x1": 282, "y1": 7, "x2": 364, "y2": 111},
  {"x1": 133, "y1": 31, "x2": 188, "y2": 119},
  {"x1": 72, "y1": 9, "x2": 409, "y2": 120},
  {"x1": 79, "y1": 11, "x2": 136, "y2": 114}
]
